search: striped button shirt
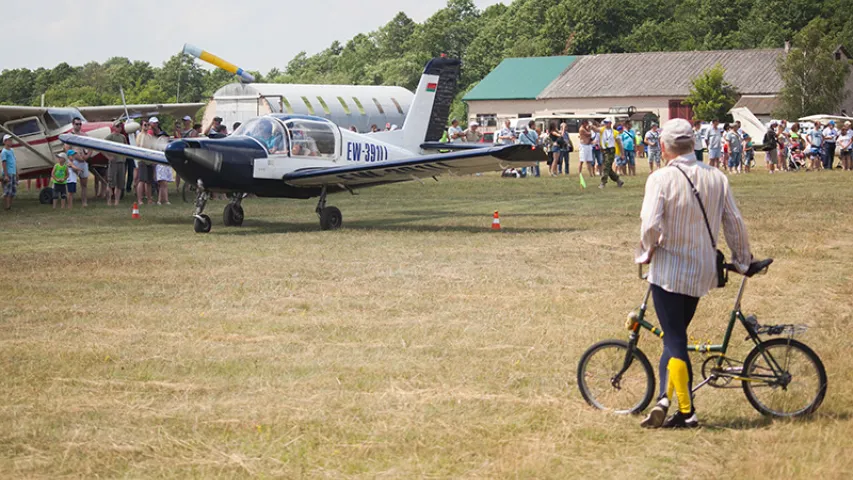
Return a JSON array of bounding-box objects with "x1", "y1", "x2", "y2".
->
[{"x1": 636, "y1": 154, "x2": 752, "y2": 298}]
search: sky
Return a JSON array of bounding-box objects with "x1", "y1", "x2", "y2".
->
[{"x1": 4, "y1": 0, "x2": 504, "y2": 73}]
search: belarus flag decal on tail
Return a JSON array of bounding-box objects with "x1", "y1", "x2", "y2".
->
[{"x1": 426, "y1": 82, "x2": 438, "y2": 92}]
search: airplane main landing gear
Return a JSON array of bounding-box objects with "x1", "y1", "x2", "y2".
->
[
  {"x1": 192, "y1": 180, "x2": 212, "y2": 233},
  {"x1": 223, "y1": 194, "x2": 245, "y2": 227},
  {"x1": 315, "y1": 186, "x2": 342, "y2": 231},
  {"x1": 39, "y1": 187, "x2": 54, "y2": 204}
]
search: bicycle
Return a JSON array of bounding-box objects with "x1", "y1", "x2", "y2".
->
[{"x1": 577, "y1": 259, "x2": 827, "y2": 418}]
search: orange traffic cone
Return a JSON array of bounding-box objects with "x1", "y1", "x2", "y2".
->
[
  {"x1": 131, "y1": 202, "x2": 140, "y2": 219},
  {"x1": 491, "y1": 211, "x2": 501, "y2": 231}
]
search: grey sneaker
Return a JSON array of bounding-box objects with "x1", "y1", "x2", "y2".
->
[
  {"x1": 598, "y1": 183, "x2": 605, "y2": 189},
  {"x1": 640, "y1": 398, "x2": 669, "y2": 429},
  {"x1": 617, "y1": 179, "x2": 625, "y2": 188}
]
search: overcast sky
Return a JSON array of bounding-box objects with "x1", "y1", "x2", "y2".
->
[{"x1": 5, "y1": 0, "x2": 503, "y2": 73}]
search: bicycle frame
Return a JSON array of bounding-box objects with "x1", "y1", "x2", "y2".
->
[{"x1": 622, "y1": 266, "x2": 790, "y2": 392}]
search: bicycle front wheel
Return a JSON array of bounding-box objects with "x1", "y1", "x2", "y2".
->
[
  {"x1": 742, "y1": 338, "x2": 827, "y2": 417},
  {"x1": 577, "y1": 339, "x2": 655, "y2": 414}
]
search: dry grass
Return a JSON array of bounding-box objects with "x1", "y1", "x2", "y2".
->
[{"x1": 1, "y1": 163, "x2": 852, "y2": 478}]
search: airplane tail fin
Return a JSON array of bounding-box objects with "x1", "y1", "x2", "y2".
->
[{"x1": 401, "y1": 57, "x2": 462, "y2": 152}]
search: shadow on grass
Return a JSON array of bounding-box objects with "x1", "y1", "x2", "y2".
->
[
  {"x1": 705, "y1": 411, "x2": 850, "y2": 431},
  {"x1": 396, "y1": 210, "x2": 572, "y2": 218},
  {"x1": 147, "y1": 212, "x2": 582, "y2": 235},
  {"x1": 198, "y1": 219, "x2": 577, "y2": 235}
]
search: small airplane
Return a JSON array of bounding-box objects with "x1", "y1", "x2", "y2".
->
[
  {"x1": 62, "y1": 56, "x2": 545, "y2": 233},
  {"x1": 1, "y1": 102, "x2": 204, "y2": 203}
]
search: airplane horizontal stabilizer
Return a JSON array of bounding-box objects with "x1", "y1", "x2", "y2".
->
[
  {"x1": 420, "y1": 142, "x2": 487, "y2": 151},
  {"x1": 282, "y1": 144, "x2": 547, "y2": 188},
  {"x1": 59, "y1": 134, "x2": 169, "y2": 165}
]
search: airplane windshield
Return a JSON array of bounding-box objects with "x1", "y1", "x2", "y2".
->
[
  {"x1": 48, "y1": 108, "x2": 85, "y2": 129},
  {"x1": 233, "y1": 117, "x2": 287, "y2": 153}
]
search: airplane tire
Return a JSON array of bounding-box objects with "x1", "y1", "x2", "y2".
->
[
  {"x1": 223, "y1": 204, "x2": 244, "y2": 227},
  {"x1": 194, "y1": 214, "x2": 212, "y2": 233},
  {"x1": 223, "y1": 205, "x2": 234, "y2": 227},
  {"x1": 319, "y1": 206, "x2": 342, "y2": 231},
  {"x1": 39, "y1": 187, "x2": 54, "y2": 204}
]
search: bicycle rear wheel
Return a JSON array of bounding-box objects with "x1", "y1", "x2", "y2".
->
[
  {"x1": 577, "y1": 340, "x2": 655, "y2": 414},
  {"x1": 742, "y1": 338, "x2": 827, "y2": 417}
]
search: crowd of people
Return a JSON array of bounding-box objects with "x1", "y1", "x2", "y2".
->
[
  {"x1": 448, "y1": 116, "x2": 853, "y2": 188},
  {"x1": 0, "y1": 115, "x2": 249, "y2": 211}
]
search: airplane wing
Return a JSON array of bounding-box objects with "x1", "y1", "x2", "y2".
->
[
  {"x1": 78, "y1": 103, "x2": 205, "y2": 122},
  {"x1": 730, "y1": 107, "x2": 767, "y2": 146},
  {"x1": 797, "y1": 114, "x2": 853, "y2": 123},
  {"x1": 0, "y1": 106, "x2": 48, "y2": 124},
  {"x1": 59, "y1": 134, "x2": 169, "y2": 165},
  {"x1": 283, "y1": 144, "x2": 545, "y2": 188}
]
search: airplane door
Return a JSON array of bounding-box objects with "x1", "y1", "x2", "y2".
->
[{"x1": 3, "y1": 116, "x2": 53, "y2": 172}]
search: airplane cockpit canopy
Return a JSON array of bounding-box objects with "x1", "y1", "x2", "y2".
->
[
  {"x1": 233, "y1": 117, "x2": 287, "y2": 154},
  {"x1": 283, "y1": 119, "x2": 337, "y2": 157}
]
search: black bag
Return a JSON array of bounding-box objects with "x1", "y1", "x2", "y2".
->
[{"x1": 672, "y1": 165, "x2": 728, "y2": 288}]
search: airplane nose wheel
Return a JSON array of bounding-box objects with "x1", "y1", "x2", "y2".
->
[
  {"x1": 192, "y1": 181, "x2": 212, "y2": 233},
  {"x1": 193, "y1": 214, "x2": 212, "y2": 233},
  {"x1": 315, "y1": 186, "x2": 343, "y2": 231}
]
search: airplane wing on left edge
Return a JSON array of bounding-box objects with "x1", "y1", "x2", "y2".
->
[
  {"x1": 59, "y1": 134, "x2": 169, "y2": 165},
  {"x1": 78, "y1": 103, "x2": 205, "y2": 122},
  {"x1": 283, "y1": 144, "x2": 546, "y2": 188}
]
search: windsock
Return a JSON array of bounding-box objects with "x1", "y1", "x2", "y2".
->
[{"x1": 182, "y1": 44, "x2": 255, "y2": 83}]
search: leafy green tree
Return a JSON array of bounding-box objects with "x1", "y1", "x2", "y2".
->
[
  {"x1": 683, "y1": 63, "x2": 739, "y2": 121},
  {"x1": 156, "y1": 53, "x2": 206, "y2": 103},
  {"x1": 775, "y1": 19, "x2": 850, "y2": 119}
]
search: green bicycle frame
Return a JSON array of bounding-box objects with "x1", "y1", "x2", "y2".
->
[{"x1": 626, "y1": 267, "x2": 788, "y2": 386}]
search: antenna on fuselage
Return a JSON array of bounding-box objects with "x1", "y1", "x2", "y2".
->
[{"x1": 182, "y1": 43, "x2": 256, "y2": 84}]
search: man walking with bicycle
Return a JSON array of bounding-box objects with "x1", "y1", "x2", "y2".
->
[{"x1": 636, "y1": 118, "x2": 753, "y2": 428}]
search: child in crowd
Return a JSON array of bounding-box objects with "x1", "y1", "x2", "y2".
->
[
  {"x1": 52, "y1": 153, "x2": 69, "y2": 209},
  {"x1": 64, "y1": 149, "x2": 84, "y2": 209},
  {"x1": 743, "y1": 133, "x2": 753, "y2": 173}
]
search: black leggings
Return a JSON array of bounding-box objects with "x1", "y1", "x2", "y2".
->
[{"x1": 651, "y1": 284, "x2": 700, "y2": 400}]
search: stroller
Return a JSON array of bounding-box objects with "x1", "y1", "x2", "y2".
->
[{"x1": 786, "y1": 139, "x2": 807, "y2": 171}]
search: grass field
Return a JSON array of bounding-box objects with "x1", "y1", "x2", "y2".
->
[{"x1": 1, "y1": 165, "x2": 852, "y2": 478}]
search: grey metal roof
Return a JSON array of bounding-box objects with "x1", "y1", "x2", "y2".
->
[{"x1": 538, "y1": 49, "x2": 785, "y2": 99}]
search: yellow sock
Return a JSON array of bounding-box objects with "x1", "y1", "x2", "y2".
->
[{"x1": 667, "y1": 358, "x2": 692, "y2": 414}]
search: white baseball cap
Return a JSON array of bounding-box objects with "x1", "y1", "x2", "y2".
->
[
  {"x1": 182, "y1": 115, "x2": 192, "y2": 121},
  {"x1": 148, "y1": 116, "x2": 159, "y2": 123},
  {"x1": 660, "y1": 118, "x2": 694, "y2": 144},
  {"x1": 469, "y1": 121, "x2": 479, "y2": 127},
  {"x1": 2, "y1": 134, "x2": 11, "y2": 142}
]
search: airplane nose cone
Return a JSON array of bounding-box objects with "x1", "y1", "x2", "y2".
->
[
  {"x1": 166, "y1": 140, "x2": 187, "y2": 153},
  {"x1": 167, "y1": 140, "x2": 223, "y2": 172}
]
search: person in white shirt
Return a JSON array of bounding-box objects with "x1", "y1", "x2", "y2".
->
[
  {"x1": 637, "y1": 118, "x2": 752, "y2": 429},
  {"x1": 496, "y1": 119, "x2": 515, "y2": 145},
  {"x1": 838, "y1": 124, "x2": 852, "y2": 171},
  {"x1": 692, "y1": 120, "x2": 705, "y2": 162},
  {"x1": 447, "y1": 119, "x2": 463, "y2": 143},
  {"x1": 704, "y1": 119, "x2": 722, "y2": 169},
  {"x1": 822, "y1": 121, "x2": 838, "y2": 169}
]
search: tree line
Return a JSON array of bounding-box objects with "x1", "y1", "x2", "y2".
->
[{"x1": 2, "y1": 0, "x2": 851, "y2": 120}]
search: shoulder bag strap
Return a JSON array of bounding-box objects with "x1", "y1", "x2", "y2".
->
[{"x1": 672, "y1": 164, "x2": 716, "y2": 248}]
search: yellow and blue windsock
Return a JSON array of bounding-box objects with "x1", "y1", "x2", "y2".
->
[{"x1": 182, "y1": 44, "x2": 255, "y2": 83}]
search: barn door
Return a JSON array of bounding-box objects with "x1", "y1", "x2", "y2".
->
[{"x1": 668, "y1": 100, "x2": 694, "y2": 120}]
